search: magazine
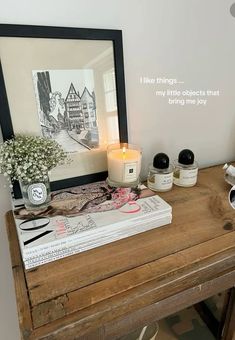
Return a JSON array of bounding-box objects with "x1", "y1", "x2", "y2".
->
[
  {"x1": 13, "y1": 181, "x2": 172, "y2": 268},
  {"x1": 23, "y1": 215, "x2": 171, "y2": 269}
]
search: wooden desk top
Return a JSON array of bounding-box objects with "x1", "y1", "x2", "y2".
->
[{"x1": 6, "y1": 164, "x2": 235, "y2": 339}]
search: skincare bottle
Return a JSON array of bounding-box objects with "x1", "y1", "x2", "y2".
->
[
  {"x1": 147, "y1": 153, "x2": 174, "y2": 192},
  {"x1": 173, "y1": 149, "x2": 198, "y2": 187},
  {"x1": 223, "y1": 163, "x2": 235, "y2": 177}
]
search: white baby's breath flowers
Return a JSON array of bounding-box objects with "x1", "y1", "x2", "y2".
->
[{"x1": 0, "y1": 134, "x2": 67, "y2": 184}]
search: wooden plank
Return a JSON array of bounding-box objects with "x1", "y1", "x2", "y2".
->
[
  {"x1": 75, "y1": 329, "x2": 105, "y2": 340},
  {"x1": 26, "y1": 189, "x2": 235, "y2": 306},
  {"x1": 5, "y1": 211, "x2": 33, "y2": 340},
  {"x1": 31, "y1": 265, "x2": 235, "y2": 339},
  {"x1": 31, "y1": 232, "x2": 235, "y2": 328},
  {"x1": 103, "y1": 269, "x2": 235, "y2": 340}
]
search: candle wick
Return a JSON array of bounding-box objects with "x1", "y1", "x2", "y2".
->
[{"x1": 122, "y1": 147, "x2": 126, "y2": 159}]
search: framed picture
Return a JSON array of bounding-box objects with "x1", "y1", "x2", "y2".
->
[{"x1": 0, "y1": 24, "x2": 128, "y2": 198}]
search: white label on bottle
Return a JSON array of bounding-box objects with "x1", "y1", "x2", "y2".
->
[
  {"x1": 174, "y1": 168, "x2": 198, "y2": 186},
  {"x1": 123, "y1": 162, "x2": 137, "y2": 182},
  {"x1": 27, "y1": 183, "x2": 47, "y2": 205},
  {"x1": 148, "y1": 173, "x2": 173, "y2": 191}
]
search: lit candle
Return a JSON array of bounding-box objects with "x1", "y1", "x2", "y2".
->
[{"x1": 107, "y1": 143, "x2": 142, "y2": 187}]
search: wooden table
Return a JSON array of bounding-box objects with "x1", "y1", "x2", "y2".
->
[{"x1": 6, "y1": 164, "x2": 235, "y2": 339}]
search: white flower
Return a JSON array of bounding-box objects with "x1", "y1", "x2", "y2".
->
[{"x1": 0, "y1": 134, "x2": 68, "y2": 183}]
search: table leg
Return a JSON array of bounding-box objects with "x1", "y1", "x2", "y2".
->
[
  {"x1": 194, "y1": 301, "x2": 219, "y2": 338},
  {"x1": 222, "y1": 287, "x2": 235, "y2": 340}
]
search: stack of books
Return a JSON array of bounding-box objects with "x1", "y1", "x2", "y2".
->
[{"x1": 13, "y1": 182, "x2": 172, "y2": 269}]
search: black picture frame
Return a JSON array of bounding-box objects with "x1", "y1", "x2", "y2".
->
[{"x1": 0, "y1": 24, "x2": 128, "y2": 198}]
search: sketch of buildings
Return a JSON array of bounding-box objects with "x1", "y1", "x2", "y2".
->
[
  {"x1": 64, "y1": 83, "x2": 81, "y2": 131},
  {"x1": 33, "y1": 70, "x2": 99, "y2": 153},
  {"x1": 64, "y1": 84, "x2": 97, "y2": 131}
]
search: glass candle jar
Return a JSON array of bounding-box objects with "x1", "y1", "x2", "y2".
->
[
  {"x1": 107, "y1": 143, "x2": 142, "y2": 188},
  {"x1": 19, "y1": 176, "x2": 51, "y2": 211}
]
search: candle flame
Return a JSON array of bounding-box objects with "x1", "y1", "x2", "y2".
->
[{"x1": 122, "y1": 147, "x2": 126, "y2": 159}]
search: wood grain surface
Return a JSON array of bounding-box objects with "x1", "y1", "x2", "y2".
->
[{"x1": 5, "y1": 164, "x2": 235, "y2": 339}]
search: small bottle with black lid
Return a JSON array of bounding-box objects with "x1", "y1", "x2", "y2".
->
[
  {"x1": 147, "y1": 153, "x2": 174, "y2": 192},
  {"x1": 173, "y1": 149, "x2": 198, "y2": 187}
]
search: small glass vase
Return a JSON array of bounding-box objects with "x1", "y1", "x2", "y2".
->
[{"x1": 19, "y1": 177, "x2": 51, "y2": 211}]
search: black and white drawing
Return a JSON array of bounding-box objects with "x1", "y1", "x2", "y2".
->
[{"x1": 32, "y1": 69, "x2": 99, "y2": 153}]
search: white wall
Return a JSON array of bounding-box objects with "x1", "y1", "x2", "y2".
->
[{"x1": 0, "y1": 1, "x2": 234, "y2": 338}]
